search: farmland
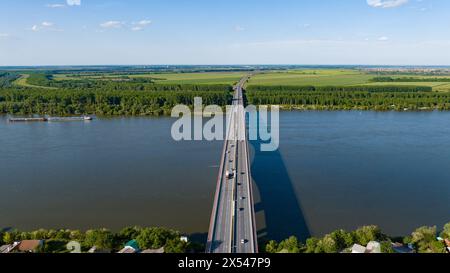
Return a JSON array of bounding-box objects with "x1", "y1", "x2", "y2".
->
[
  {"x1": 247, "y1": 69, "x2": 450, "y2": 92},
  {"x1": 53, "y1": 72, "x2": 246, "y2": 85}
]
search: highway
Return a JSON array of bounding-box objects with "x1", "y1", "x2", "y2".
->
[{"x1": 206, "y1": 75, "x2": 258, "y2": 253}]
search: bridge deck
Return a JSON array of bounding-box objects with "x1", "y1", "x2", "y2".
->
[{"x1": 206, "y1": 76, "x2": 258, "y2": 253}]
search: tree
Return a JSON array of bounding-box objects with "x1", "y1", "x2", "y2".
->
[
  {"x1": 320, "y1": 235, "x2": 339, "y2": 253},
  {"x1": 411, "y1": 226, "x2": 445, "y2": 253},
  {"x1": 329, "y1": 229, "x2": 354, "y2": 250},
  {"x1": 354, "y1": 226, "x2": 385, "y2": 246},
  {"x1": 165, "y1": 238, "x2": 189, "y2": 253},
  {"x1": 305, "y1": 237, "x2": 321, "y2": 253},
  {"x1": 440, "y1": 222, "x2": 450, "y2": 239},
  {"x1": 136, "y1": 227, "x2": 179, "y2": 250},
  {"x1": 265, "y1": 240, "x2": 279, "y2": 253},
  {"x1": 84, "y1": 229, "x2": 115, "y2": 250},
  {"x1": 118, "y1": 226, "x2": 142, "y2": 243},
  {"x1": 380, "y1": 241, "x2": 395, "y2": 253},
  {"x1": 2, "y1": 232, "x2": 17, "y2": 244},
  {"x1": 277, "y1": 236, "x2": 302, "y2": 253}
]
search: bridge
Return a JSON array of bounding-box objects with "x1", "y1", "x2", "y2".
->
[{"x1": 206, "y1": 75, "x2": 258, "y2": 253}]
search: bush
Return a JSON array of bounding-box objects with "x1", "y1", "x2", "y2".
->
[
  {"x1": 353, "y1": 226, "x2": 385, "y2": 246},
  {"x1": 83, "y1": 229, "x2": 115, "y2": 250},
  {"x1": 440, "y1": 222, "x2": 450, "y2": 239},
  {"x1": 411, "y1": 226, "x2": 446, "y2": 253},
  {"x1": 136, "y1": 227, "x2": 179, "y2": 250}
]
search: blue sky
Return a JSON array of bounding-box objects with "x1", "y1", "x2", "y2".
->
[{"x1": 1, "y1": 0, "x2": 449, "y2": 65}]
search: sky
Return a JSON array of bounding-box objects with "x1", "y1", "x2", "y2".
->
[{"x1": 1, "y1": 0, "x2": 450, "y2": 66}]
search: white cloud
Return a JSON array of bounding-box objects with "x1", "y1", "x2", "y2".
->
[
  {"x1": 66, "y1": 0, "x2": 81, "y2": 6},
  {"x1": 42, "y1": 22, "x2": 54, "y2": 27},
  {"x1": 135, "y1": 20, "x2": 152, "y2": 26},
  {"x1": 100, "y1": 21, "x2": 124, "y2": 29},
  {"x1": 0, "y1": 33, "x2": 10, "y2": 39},
  {"x1": 131, "y1": 20, "x2": 152, "y2": 31},
  {"x1": 367, "y1": 0, "x2": 409, "y2": 8},
  {"x1": 31, "y1": 22, "x2": 60, "y2": 32},
  {"x1": 46, "y1": 4, "x2": 65, "y2": 8},
  {"x1": 378, "y1": 36, "x2": 389, "y2": 41}
]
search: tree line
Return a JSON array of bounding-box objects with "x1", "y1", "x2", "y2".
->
[
  {"x1": 246, "y1": 90, "x2": 450, "y2": 111},
  {"x1": 264, "y1": 222, "x2": 450, "y2": 254},
  {"x1": 0, "y1": 87, "x2": 232, "y2": 116},
  {"x1": 371, "y1": 76, "x2": 450, "y2": 82},
  {"x1": 246, "y1": 85, "x2": 432, "y2": 93}
]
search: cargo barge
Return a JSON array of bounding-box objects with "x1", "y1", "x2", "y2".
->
[{"x1": 8, "y1": 116, "x2": 93, "y2": 122}]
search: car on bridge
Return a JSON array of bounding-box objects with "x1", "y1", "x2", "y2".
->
[{"x1": 226, "y1": 170, "x2": 235, "y2": 179}]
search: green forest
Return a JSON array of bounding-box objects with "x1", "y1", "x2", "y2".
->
[
  {"x1": 0, "y1": 88, "x2": 231, "y2": 116},
  {"x1": 246, "y1": 84, "x2": 433, "y2": 92},
  {"x1": 246, "y1": 89, "x2": 450, "y2": 111}
]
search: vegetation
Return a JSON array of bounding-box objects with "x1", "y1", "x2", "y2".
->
[
  {"x1": 0, "y1": 72, "x2": 19, "y2": 88},
  {"x1": 2, "y1": 68, "x2": 450, "y2": 115},
  {"x1": 264, "y1": 222, "x2": 450, "y2": 253},
  {"x1": 371, "y1": 76, "x2": 450, "y2": 82},
  {"x1": 248, "y1": 70, "x2": 373, "y2": 86},
  {"x1": 54, "y1": 72, "x2": 246, "y2": 85},
  {"x1": 0, "y1": 87, "x2": 231, "y2": 116},
  {"x1": 246, "y1": 89, "x2": 450, "y2": 111},
  {"x1": 23, "y1": 73, "x2": 233, "y2": 91},
  {"x1": 1, "y1": 226, "x2": 199, "y2": 253},
  {"x1": 246, "y1": 85, "x2": 432, "y2": 93},
  {"x1": 136, "y1": 227, "x2": 189, "y2": 253},
  {"x1": 248, "y1": 69, "x2": 450, "y2": 92},
  {"x1": 408, "y1": 226, "x2": 446, "y2": 253}
]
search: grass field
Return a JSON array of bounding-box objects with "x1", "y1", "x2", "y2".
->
[
  {"x1": 13, "y1": 74, "x2": 57, "y2": 89},
  {"x1": 54, "y1": 72, "x2": 246, "y2": 85},
  {"x1": 247, "y1": 69, "x2": 450, "y2": 92},
  {"x1": 249, "y1": 70, "x2": 372, "y2": 86}
]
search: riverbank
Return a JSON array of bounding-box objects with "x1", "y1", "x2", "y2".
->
[{"x1": 2, "y1": 222, "x2": 449, "y2": 253}]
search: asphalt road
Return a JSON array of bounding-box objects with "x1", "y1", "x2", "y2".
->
[{"x1": 207, "y1": 76, "x2": 257, "y2": 253}]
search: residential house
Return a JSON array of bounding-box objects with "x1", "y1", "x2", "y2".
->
[
  {"x1": 141, "y1": 247, "x2": 165, "y2": 253},
  {"x1": 12, "y1": 240, "x2": 44, "y2": 253}
]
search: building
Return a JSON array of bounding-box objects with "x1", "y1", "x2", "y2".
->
[
  {"x1": 351, "y1": 244, "x2": 367, "y2": 254},
  {"x1": 366, "y1": 241, "x2": 381, "y2": 253},
  {"x1": 141, "y1": 247, "x2": 165, "y2": 253},
  {"x1": 392, "y1": 243, "x2": 415, "y2": 254},
  {"x1": 351, "y1": 241, "x2": 381, "y2": 254},
  {"x1": 118, "y1": 246, "x2": 138, "y2": 253},
  {"x1": 12, "y1": 240, "x2": 44, "y2": 253},
  {"x1": 118, "y1": 240, "x2": 141, "y2": 254},
  {"x1": 87, "y1": 246, "x2": 111, "y2": 253}
]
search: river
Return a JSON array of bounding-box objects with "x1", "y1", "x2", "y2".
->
[{"x1": 1, "y1": 111, "x2": 449, "y2": 241}]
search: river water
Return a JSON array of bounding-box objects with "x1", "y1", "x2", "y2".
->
[{"x1": 1, "y1": 111, "x2": 449, "y2": 241}]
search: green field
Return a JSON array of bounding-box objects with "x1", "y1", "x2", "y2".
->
[
  {"x1": 248, "y1": 70, "x2": 372, "y2": 86},
  {"x1": 248, "y1": 69, "x2": 450, "y2": 92},
  {"x1": 54, "y1": 72, "x2": 246, "y2": 85},
  {"x1": 14, "y1": 69, "x2": 450, "y2": 92},
  {"x1": 13, "y1": 74, "x2": 57, "y2": 89}
]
